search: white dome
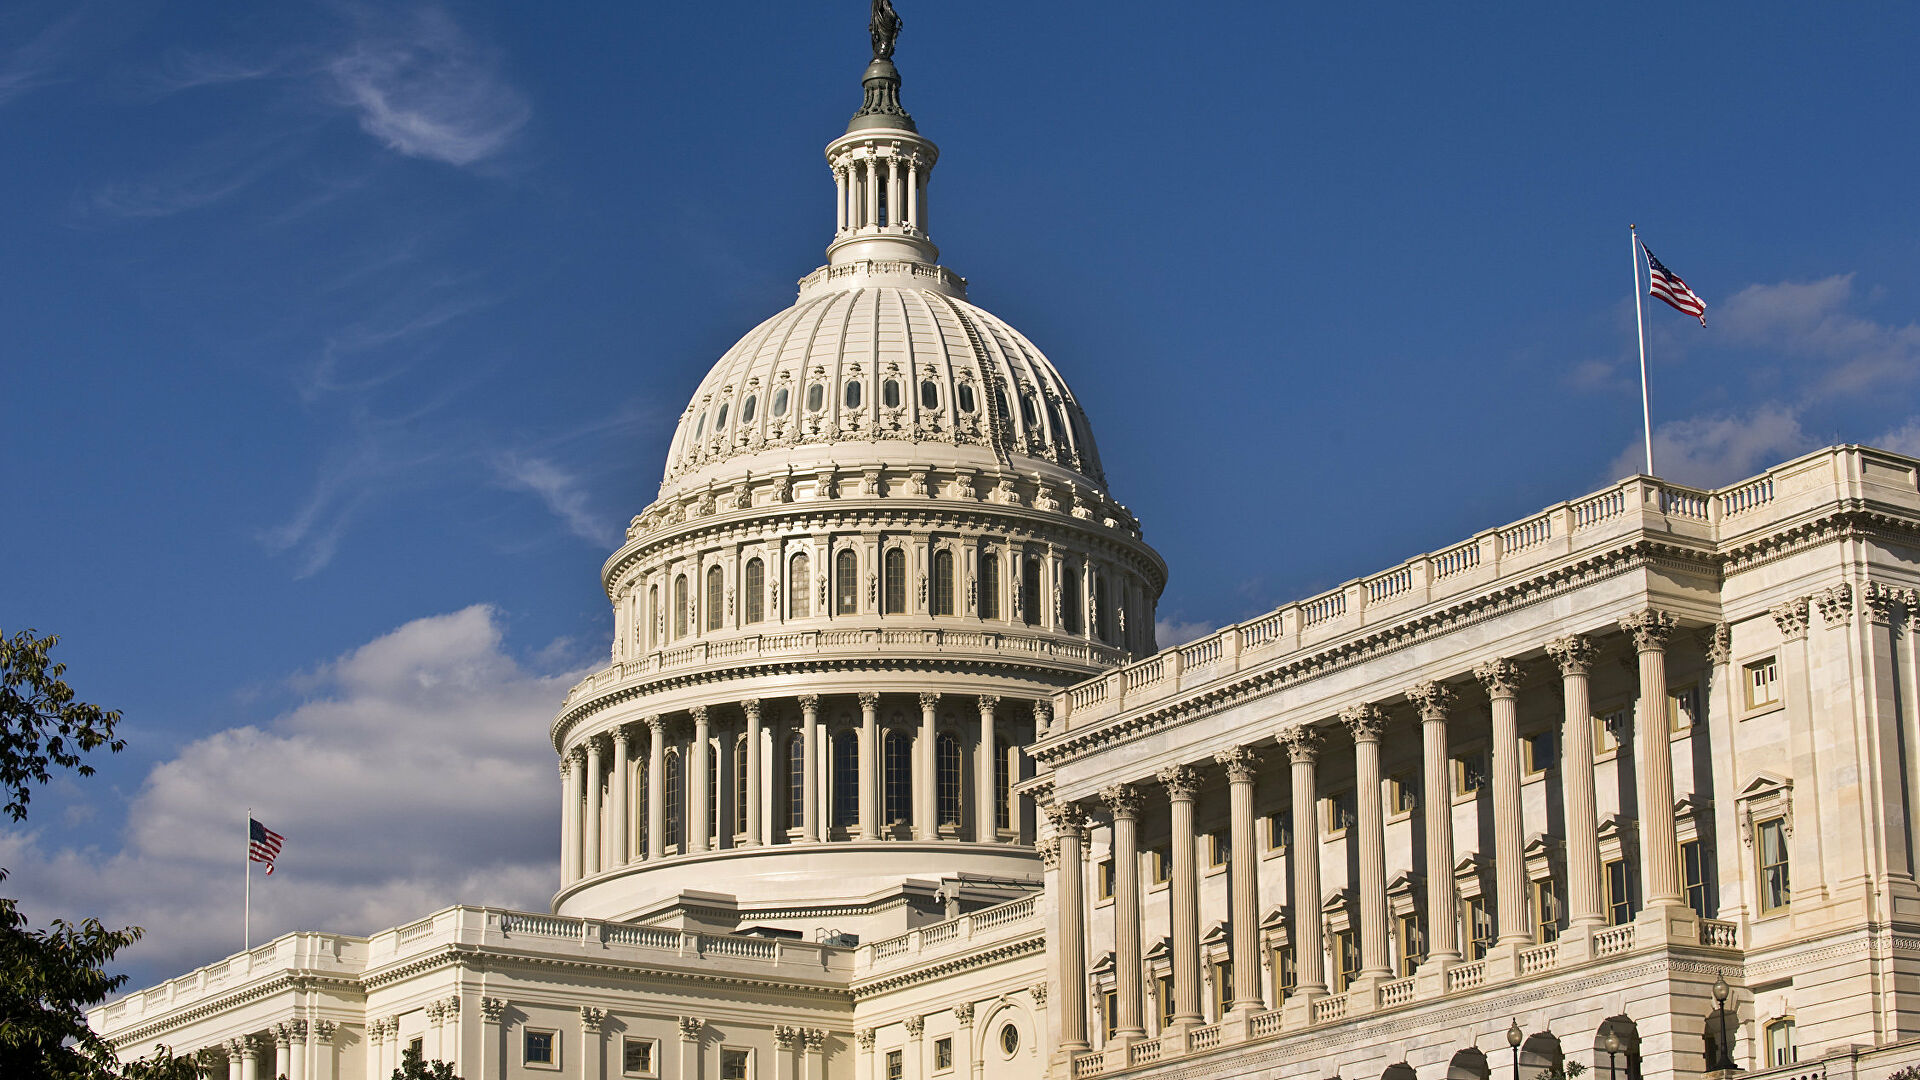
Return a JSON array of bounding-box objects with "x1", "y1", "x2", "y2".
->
[{"x1": 660, "y1": 267, "x2": 1108, "y2": 503}]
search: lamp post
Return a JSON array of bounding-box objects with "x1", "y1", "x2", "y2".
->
[
  {"x1": 1604, "y1": 1030, "x2": 1622, "y2": 1080},
  {"x1": 1509, "y1": 1020, "x2": 1525, "y2": 1080},
  {"x1": 1712, "y1": 973, "x2": 1737, "y2": 1072}
]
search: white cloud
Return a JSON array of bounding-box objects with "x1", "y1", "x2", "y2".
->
[
  {"x1": 492, "y1": 453, "x2": 615, "y2": 547},
  {"x1": 1717, "y1": 274, "x2": 1920, "y2": 396},
  {"x1": 325, "y1": 7, "x2": 528, "y2": 167},
  {"x1": 0, "y1": 9, "x2": 83, "y2": 108},
  {"x1": 0, "y1": 606, "x2": 578, "y2": 987},
  {"x1": 1873, "y1": 418, "x2": 1920, "y2": 460},
  {"x1": 1154, "y1": 618, "x2": 1216, "y2": 649},
  {"x1": 1608, "y1": 404, "x2": 1812, "y2": 489}
]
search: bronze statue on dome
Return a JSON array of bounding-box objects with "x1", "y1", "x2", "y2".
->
[{"x1": 870, "y1": 0, "x2": 902, "y2": 60}]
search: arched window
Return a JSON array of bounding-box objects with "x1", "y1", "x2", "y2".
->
[
  {"x1": 882, "y1": 379, "x2": 902, "y2": 408},
  {"x1": 741, "y1": 394, "x2": 757, "y2": 422},
  {"x1": 673, "y1": 575, "x2": 689, "y2": 639},
  {"x1": 1019, "y1": 394, "x2": 1039, "y2": 428},
  {"x1": 743, "y1": 559, "x2": 765, "y2": 624},
  {"x1": 1062, "y1": 567, "x2": 1083, "y2": 634},
  {"x1": 647, "y1": 585, "x2": 659, "y2": 648},
  {"x1": 706, "y1": 565, "x2": 724, "y2": 631},
  {"x1": 992, "y1": 387, "x2": 1011, "y2": 420},
  {"x1": 1048, "y1": 402, "x2": 1069, "y2": 444},
  {"x1": 1022, "y1": 556, "x2": 1042, "y2": 627},
  {"x1": 883, "y1": 548, "x2": 907, "y2": 614},
  {"x1": 978, "y1": 551, "x2": 999, "y2": 620},
  {"x1": 931, "y1": 549, "x2": 955, "y2": 616},
  {"x1": 920, "y1": 380, "x2": 939, "y2": 409},
  {"x1": 806, "y1": 384, "x2": 824, "y2": 412},
  {"x1": 844, "y1": 380, "x2": 862, "y2": 408},
  {"x1": 1764, "y1": 1019, "x2": 1796, "y2": 1067},
  {"x1": 885, "y1": 731, "x2": 912, "y2": 825},
  {"x1": 772, "y1": 387, "x2": 789, "y2": 417},
  {"x1": 937, "y1": 732, "x2": 962, "y2": 826},
  {"x1": 788, "y1": 552, "x2": 811, "y2": 618},
  {"x1": 957, "y1": 383, "x2": 976, "y2": 414},
  {"x1": 1092, "y1": 569, "x2": 1112, "y2": 642},
  {"x1": 693, "y1": 411, "x2": 706, "y2": 438},
  {"x1": 664, "y1": 750, "x2": 684, "y2": 852},
  {"x1": 734, "y1": 735, "x2": 748, "y2": 838},
  {"x1": 836, "y1": 549, "x2": 859, "y2": 615},
  {"x1": 716, "y1": 402, "x2": 729, "y2": 429},
  {"x1": 786, "y1": 736, "x2": 806, "y2": 832},
  {"x1": 834, "y1": 730, "x2": 859, "y2": 829}
]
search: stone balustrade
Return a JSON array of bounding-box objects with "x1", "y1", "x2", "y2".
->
[{"x1": 853, "y1": 893, "x2": 1041, "y2": 977}]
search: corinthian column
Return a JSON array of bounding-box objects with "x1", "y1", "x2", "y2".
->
[
  {"x1": 1342, "y1": 703, "x2": 1393, "y2": 979},
  {"x1": 688, "y1": 706, "x2": 711, "y2": 852},
  {"x1": 1046, "y1": 801, "x2": 1091, "y2": 1055},
  {"x1": 916, "y1": 692, "x2": 940, "y2": 840},
  {"x1": 609, "y1": 726, "x2": 631, "y2": 866},
  {"x1": 1547, "y1": 635, "x2": 1606, "y2": 929},
  {"x1": 645, "y1": 715, "x2": 666, "y2": 859},
  {"x1": 858, "y1": 692, "x2": 881, "y2": 840},
  {"x1": 1103, "y1": 783, "x2": 1146, "y2": 1040},
  {"x1": 1622, "y1": 608, "x2": 1684, "y2": 908},
  {"x1": 1158, "y1": 764, "x2": 1203, "y2": 1027},
  {"x1": 560, "y1": 752, "x2": 581, "y2": 885},
  {"x1": 1215, "y1": 746, "x2": 1263, "y2": 1012},
  {"x1": 1407, "y1": 681, "x2": 1460, "y2": 968},
  {"x1": 976, "y1": 696, "x2": 1000, "y2": 842},
  {"x1": 1277, "y1": 725, "x2": 1326, "y2": 999},
  {"x1": 742, "y1": 699, "x2": 763, "y2": 847},
  {"x1": 583, "y1": 737, "x2": 604, "y2": 876},
  {"x1": 799, "y1": 694, "x2": 821, "y2": 843},
  {"x1": 1476, "y1": 659, "x2": 1528, "y2": 946}
]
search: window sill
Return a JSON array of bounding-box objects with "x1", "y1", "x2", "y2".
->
[{"x1": 1743, "y1": 701, "x2": 1786, "y2": 723}]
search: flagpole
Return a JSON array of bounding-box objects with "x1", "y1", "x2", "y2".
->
[
  {"x1": 1631, "y1": 224, "x2": 1654, "y2": 476},
  {"x1": 244, "y1": 807, "x2": 251, "y2": 953}
]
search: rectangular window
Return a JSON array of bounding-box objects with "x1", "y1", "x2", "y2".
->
[
  {"x1": 1102, "y1": 990, "x2": 1119, "y2": 1040},
  {"x1": 1388, "y1": 776, "x2": 1418, "y2": 815},
  {"x1": 994, "y1": 747, "x2": 1011, "y2": 831},
  {"x1": 1766, "y1": 1020, "x2": 1797, "y2": 1067},
  {"x1": 1213, "y1": 960, "x2": 1233, "y2": 1019},
  {"x1": 524, "y1": 1030, "x2": 557, "y2": 1067},
  {"x1": 887, "y1": 1048, "x2": 905, "y2": 1080},
  {"x1": 1397, "y1": 912, "x2": 1424, "y2": 974},
  {"x1": 1273, "y1": 945, "x2": 1297, "y2": 1001},
  {"x1": 1523, "y1": 731, "x2": 1555, "y2": 774},
  {"x1": 1605, "y1": 858, "x2": 1636, "y2": 925},
  {"x1": 934, "y1": 1036, "x2": 953, "y2": 1071},
  {"x1": 1157, "y1": 974, "x2": 1176, "y2": 1029},
  {"x1": 1669, "y1": 682, "x2": 1701, "y2": 732},
  {"x1": 1097, "y1": 859, "x2": 1115, "y2": 900},
  {"x1": 1463, "y1": 896, "x2": 1493, "y2": 959},
  {"x1": 1264, "y1": 811, "x2": 1290, "y2": 851},
  {"x1": 1149, "y1": 848, "x2": 1171, "y2": 884},
  {"x1": 622, "y1": 1038, "x2": 658, "y2": 1078},
  {"x1": 1592, "y1": 708, "x2": 1626, "y2": 755},
  {"x1": 1453, "y1": 753, "x2": 1487, "y2": 797},
  {"x1": 720, "y1": 1048, "x2": 751, "y2": 1080},
  {"x1": 1758, "y1": 817, "x2": 1792, "y2": 912},
  {"x1": 1332, "y1": 931, "x2": 1359, "y2": 992},
  {"x1": 1323, "y1": 791, "x2": 1355, "y2": 835},
  {"x1": 1746, "y1": 656, "x2": 1781, "y2": 710},
  {"x1": 1683, "y1": 839, "x2": 1711, "y2": 917},
  {"x1": 1534, "y1": 879, "x2": 1560, "y2": 943},
  {"x1": 1208, "y1": 831, "x2": 1229, "y2": 868}
]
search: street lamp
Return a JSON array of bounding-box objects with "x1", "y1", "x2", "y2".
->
[
  {"x1": 1712, "y1": 973, "x2": 1736, "y2": 1072},
  {"x1": 1509, "y1": 1019, "x2": 1525, "y2": 1080},
  {"x1": 1604, "y1": 1029, "x2": 1622, "y2": 1080}
]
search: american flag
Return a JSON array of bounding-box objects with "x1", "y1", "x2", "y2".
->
[
  {"x1": 1641, "y1": 242, "x2": 1707, "y2": 326},
  {"x1": 249, "y1": 817, "x2": 285, "y2": 875}
]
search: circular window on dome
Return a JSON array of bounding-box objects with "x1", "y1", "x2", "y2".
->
[
  {"x1": 957, "y1": 384, "x2": 976, "y2": 414},
  {"x1": 844, "y1": 380, "x2": 862, "y2": 408},
  {"x1": 806, "y1": 384, "x2": 824, "y2": 412},
  {"x1": 773, "y1": 387, "x2": 790, "y2": 417},
  {"x1": 920, "y1": 380, "x2": 939, "y2": 409},
  {"x1": 999, "y1": 1023, "x2": 1019, "y2": 1056},
  {"x1": 882, "y1": 379, "x2": 901, "y2": 408},
  {"x1": 716, "y1": 403, "x2": 729, "y2": 429},
  {"x1": 741, "y1": 394, "x2": 757, "y2": 422}
]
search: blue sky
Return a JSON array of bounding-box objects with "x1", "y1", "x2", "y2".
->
[{"x1": 5, "y1": 2, "x2": 1919, "y2": 985}]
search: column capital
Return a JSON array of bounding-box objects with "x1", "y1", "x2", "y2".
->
[
  {"x1": 579, "y1": 1006, "x2": 606, "y2": 1033},
  {"x1": 559, "y1": 755, "x2": 574, "y2": 778},
  {"x1": 688, "y1": 704, "x2": 709, "y2": 724},
  {"x1": 797, "y1": 693, "x2": 820, "y2": 710},
  {"x1": 1033, "y1": 700, "x2": 1053, "y2": 730},
  {"x1": 1771, "y1": 597, "x2": 1811, "y2": 641},
  {"x1": 312, "y1": 1020, "x2": 337, "y2": 1040},
  {"x1": 903, "y1": 1014, "x2": 926, "y2": 1037},
  {"x1": 1213, "y1": 745, "x2": 1258, "y2": 782},
  {"x1": 1037, "y1": 834, "x2": 1062, "y2": 868},
  {"x1": 953, "y1": 1002, "x2": 975, "y2": 1027},
  {"x1": 1156, "y1": 763, "x2": 1201, "y2": 800},
  {"x1": 741, "y1": 697, "x2": 762, "y2": 720},
  {"x1": 918, "y1": 691, "x2": 941, "y2": 710},
  {"x1": 1546, "y1": 634, "x2": 1600, "y2": 676},
  {"x1": 1619, "y1": 607, "x2": 1679, "y2": 651},
  {"x1": 610, "y1": 724, "x2": 632, "y2": 748},
  {"x1": 774, "y1": 1025, "x2": 799, "y2": 1050},
  {"x1": 1703, "y1": 622, "x2": 1733, "y2": 665},
  {"x1": 1474, "y1": 657, "x2": 1526, "y2": 698},
  {"x1": 566, "y1": 746, "x2": 587, "y2": 767},
  {"x1": 802, "y1": 1029, "x2": 825, "y2": 1052},
  {"x1": 1406, "y1": 679, "x2": 1455, "y2": 720},
  {"x1": 678, "y1": 1017, "x2": 705, "y2": 1042},
  {"x1": 977, "y1": 694, "x2": 1000, "y2": 713},
  {"x1": 642, "y1": 713, "x2": 667, "y2": 734},
  {"x1": 1276, "y1": 723, "x2": 1320, "y2": 763},
  {"x1": 1043, "y1": 800, "x2": 1086, "y2": 832},
  {"x1": 857, "y1": 691, "x2": 881, "y2": 709},
  {"x1": 855, "y1": 1028, "x2": 876, "y2": 1050},
  {"x1": 1339, "y1": 702, "x2": 1388, "y2": 742},
  {"x1": 1030, "y1": 981, "x2": 1049, "y2": 1005},
  {"x1": 1816, "y1": 581, "x2": 1855, "y2": 627},
  {"x1": 1101, "y1": 783, "x2": 1143, "y2": 819}
]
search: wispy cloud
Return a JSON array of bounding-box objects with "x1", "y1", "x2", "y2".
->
[
  {"x1": 0, "y1": 8, "x2": 83, "y2": 108},
  {"x1": 1608, "y1": 404, "x2": 1813, "y2": 489},
  {"x1": 325, "y1": 7, "x2": 528, "y2": 167},
  {"x1": 1154, "y1": 617, "x2": 1217, "y2": 649},
  {"x1": 492, "y1": 453, "x2": 617, "y2": 547},
  {"x1": 1717, "y1": 274, "x2": 1920, "y2": 397}
]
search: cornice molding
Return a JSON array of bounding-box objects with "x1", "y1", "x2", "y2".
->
[{"x1": 849, "y1": 932, "x2": 1043, "y2": 998}]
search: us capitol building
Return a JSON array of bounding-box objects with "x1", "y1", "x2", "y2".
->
[{"x1": 91, "y1": 15, "x2": 1920, "y2": 1080}]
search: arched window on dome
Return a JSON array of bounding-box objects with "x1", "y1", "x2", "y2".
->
[
  {"x1": 785, "y1": 735, "x2": 806, "y2": 833},
  {"x1": 707, "y1": 735, "x2": 719, "y2": 842},
  {"x1": 883, "y1": 548, "x2": 907, "y2": 615},
  {"x1": 978, "y1": 550, "x2": 999, "y2": 620},
  {"x1": 844, "y1": 380, "x2": 862, "y2": 409},
  {"x1": 835, "y1": 549, "x2": 859, "y2": 615},
  {"x1": 716, "y1": 402, "x2": 729, "y2": 430},
  {"x1": 806, "y1": 384, "x2": 824, "y2": 413},
  {"x1": 994, "y1": 744, "x2": 1012, "y2": 832},
  {"x1": 741, "y1": 394, "x2": 757, "y2": 423},
  {"x1": 693, "y1": 411, "x2": 706, "y2": 439},
  {"x1": 937, "y1": 732, "x2": 962, "y2": 827},
  {"x1": 664, "y1": 749, "x2": 684, "y2": 853},
  {"x1": 921, "y1": 380, "x2": 939, "y2": 410},
  {"x1": 992, "y1": 387, "x2": 1011, "y2": 422},
  {"x1": 673, "y1": 575, "x2": 689, "y2": 639},
  {"x1": 705, "y1": 565, "x2": 724, "y2": 631},
  {"x1": 1048, "y1": 402, "x2": 1070, "y2": 446},
  {"x1": 1093, "y1": 569, "x2": 1113, "y2": 643},
  {"x1": 733, "y1": 734, "x2": 748, "y2": 840},
  {"x1": 633, "y1": 758, "x2": 649, "y2": 858},
  {"x1": 833, "y1": 730, "x2": 859, "y2": 830},
  {"x1": 647, "y1": 585, "x2": 659, "y2": 648},
  {"x1": 1019, "y1": 394, "x2": 1039, "y2": 429},
  {"x1": 957, "y1": 383, "x2": 977, "y2": 414},
  {"x1": 885, "y1": 730, "x2": 912, "y2": 826},
  {"x1": 1022, "y1": 556, "x2": 1042, "y2": 627},
  {"x1": 743, "y1": 559, "x2": 765, "y2": 624},
  {"x1": 773, "y1": 387, "x2": 790, "y2": 417},
  {"x1": 931, "y1": 549, "x2": 955, "y2": 616},
  {"x1": 882, "y1": 379, "x2": 902, "y2": 408},
  {"x1": 788, "y1": 553, "x2": 811, "y2": 618},
  {"x1": 1061, "y1": 566, "x2": 1083, "y2": 635}
]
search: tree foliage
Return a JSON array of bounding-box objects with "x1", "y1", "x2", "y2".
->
[
  {"x1": 392, "y1": 1046, "x2": 461, "y2": 1080},
  {"x1": 0, "y1": 627, "x2": 142, "y2": 1079}
]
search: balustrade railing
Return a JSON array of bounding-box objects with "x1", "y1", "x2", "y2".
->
[
  {"x1": 1699, "y1": 919, "x2": 1739, "y2": 949},
  {"x1": 1518, "y1": 941, "x2": 1559, "y2": 975},
  {"x1": 1592, "y1": 924, "x2": 1636, "y2": 957},
  {"x1": 1301, "y1": 591, "x2": 1346, "y2": 628},
  {"x1": 1312, "y1": 994, "x2": 1348, "y2": 1022},
  {"x1": 1366, "y1": 566, "x2": 1414, "y2": 603},
  {"x1": 1379, "y1": 976, "x2": 1416, "y2": 1007},
  {"x1": 1432, "y1": 539, "x2": 1482, "y2": 579},
  {"x1": 1720, "y1": 476, "x2": 1774, "y2": 517},
  {"x1": 1071, "y1": 1051, "x2": 1108, "y2": 1077},
  {"x1": 1239, "y1": 612, "x2": 1286, "y2": 650},
  {"x1": 1190, "y1": 1023, "x2": 1222, "y2": 1051},
  {"x1": 1446, "y1": 960, "x2": 1486, "y2": 992},
  {"x1": 1500, "y1": 514, "x2": 1553, "y2": 554},
  {"x1": 1572, "y1": 489, "x2": 1627, "y2": 528},
  {"x1": 1129, "y1": 1038, "x2": 1164, "y2": 1065}
]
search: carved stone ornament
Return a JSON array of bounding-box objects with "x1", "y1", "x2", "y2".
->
[
  {"x1": 610, "y1": 724, "x2": 631, "y2": 749},
  {"x1": 798, "y1": 693, "x2": 821, "y2": 711},
  {"x1": 1704, "y1": 623, "x2": 1733, "y2": 666},
  {"x1": 642, "y1": 713, "x2": 667, "y2": 734},
  {"x1": 1405, "y1": 680, "x2": 1454, "y2": 720},
  {"x1": 1037, "y1": 835, "x2": 1061, "y2": 868},
  {"x1": 919, "y1": 691, "x2": 941, "y2": 711},
  {"x1": 313, "y1": 1019, "x2": 338, "y2": 1040},
  {"x1": 580, "y1": 1006, "x2": 605, "y2": 1033},
  {"x1": 977, "y1": 694, "x2": 1000, "y2": 714},
  {"x1": 774, "y1": 1025, "x2": 799, "y2": 1049},
  {"x1": 479, "y1": 996, "x2": 508, "y2": 1023},
  {"x1": 856, "y1": 1028, "x2": 877, "y2": 1050},
  {"x1": 1474, "y1": 658, "x2": 1526, "y2": 699},
  {"x1": 1863, "y1": 581, "x2": 1907, "y2": 625},
  {"x1": 904, "y1": 1014, "x2": 926, "y2": 1037},
  {"x1": 1033, "y1": 700, "x2": 1053, "y2": 731},
  {"x1": 1340, "y1": 702, "x2": 1388, "y2": 742},
  {"x1": 1030, "y1": 981, "x2": 1049, "y2": 1005},
  {"x1": 954, "y1": 1002, "x2": 975, "y2": 1025},
  {"x1": 1156, "y1": 763, "x2": 1201, "y2": 800},
  {"x1": 803, "y1": 1028, "x2": 826, "y2": 1051},
  {"x1": 678, "y1": 1016, "x2": 705, "y2": 1041},
  {"x1": 1276, "y1": 724, "x2": 1321, "y2": 763},
  {"x1": 1816, "y1": 581, "x2": 1855, "y2": 627},
  {"x1": 689, "y1": 704, "x2": 709, "y2": 725},
  {"x1": 773, "y1": 472, "x2": 793, "y2": 503},
  {"x1": 1545, "y1": 634, "x2": 1599, "y2": 676},
  {"x1": 1043, "y1": 800, "x2": 1085, "y2": 833},
  {"x1": 1770, "y1": 596, "x2": 1811, "y2": 641},
  {"x1": 741, "y1": 697, "x2": 762, "y2": 721},
  {"x1": 1619, "y1": 607, "x2": 1679, "y2": 652},
  {"x1": 1101, "y1": 783, "x2": 1143, "y2": 819},
  {"x1": 1215, "y1": 745, "x2": 1258, "y2": 783}
]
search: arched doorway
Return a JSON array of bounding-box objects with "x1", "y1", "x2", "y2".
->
[
  {"x1": 1450, "y1": 1048, "x2": 1492, "y2": 1080},
  {"x1": 1594, "y1": 1018, "x2": 1643, "y2": 1080}
]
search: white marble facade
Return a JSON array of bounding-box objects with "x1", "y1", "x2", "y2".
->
[{"x1": 92, "y1": 28, "x2": 1920, "y2": 1080}]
